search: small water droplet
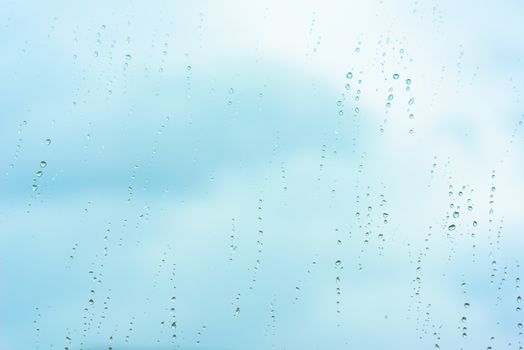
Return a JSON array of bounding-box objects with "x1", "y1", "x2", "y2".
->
[
  {"x1": 393, "y1": 73, "x2": 399, "y2": 79},
  {"x1": 346, "y1": 72, "x2": 353, "y2": 79},
  {"x1": 45, "y1": 138, "x2": 51, "y2": 145},
  {"x1": 40, "y1": 161, "x2": 47, "y2": 168},
  {"x1": 125, "y1": 54, "x2": 132, "y2": 61},
  {"x1": 448, "y1": 224, "x2": 456, "y2": 231}
]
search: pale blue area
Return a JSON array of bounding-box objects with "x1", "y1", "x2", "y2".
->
[{"x1": 1, "y1": 1, "x2": 523, "y2": 349}]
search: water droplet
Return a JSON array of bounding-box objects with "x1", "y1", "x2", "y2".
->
[
  {"x1": 88, "y1": 299, "x2": 94, "y2": 305},
  {"x1": 36, "y1": 170, "x2": 43, "y2": 177},
  {"x1": 229, "y1": 88, "x2": 234, "y2": 95},
  {"x1": 406, "y1": 79, "x2": 411, "y2": 85},
  {"x1": 453, "y1": 211, "x2": 459, "y2": 218},
  {"x1": 464, "y1": 302, "x2": 470, "y2": 308},
  {"x1": 448, "y1": 224, "x2": 456, "y2": 231},
  {"x1": 45, "y1": 138, "x2": 51, "y2": 145},
  {"x1": 40, "y1": 161, "x2": 47, "y2": 168},
  {"x1": 346, "y1": 72, "x2": 353, "y2": 79},
  {"x1": 171, "y1": 322, "x2": 176, "y2": 329},
  {"x1": 393, "y1": 73, "x2": 399, "y2": 79},
  {"x1": 234, "y1": 307, "x2": 240, "y2": 316},
  {"x1": 388, "y1": 94, "x2": 394, "y2": 101},
  {"x1": 408, "y1": 98, "x2": 415, "y2": 105},
  {"x1": 125, "y1": 54, "x2": 132, "y2": 61}
]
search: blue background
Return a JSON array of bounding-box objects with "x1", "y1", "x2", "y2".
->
[{"x1": 1, "y1": 0, "x2": 523, "y2": 349}]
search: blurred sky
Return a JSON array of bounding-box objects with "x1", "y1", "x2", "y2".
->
[{"x1": 1, "y1": 0, "x2": 524, "y2": 349}]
